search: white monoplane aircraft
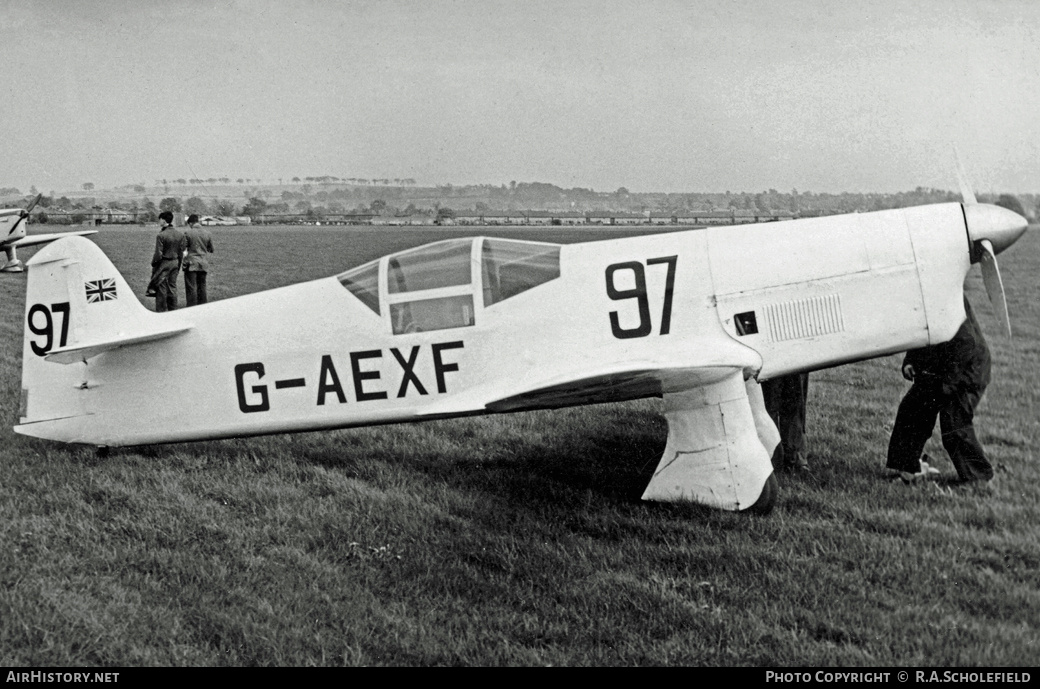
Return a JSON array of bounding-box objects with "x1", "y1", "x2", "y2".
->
[
  {"x1": 14, "y1": 197, "x2": 1027, "y2": 514},
  {"x1": 0, "y1": 195, "x2": 97, "y2": 272}
]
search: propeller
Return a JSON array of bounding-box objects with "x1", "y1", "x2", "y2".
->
[
  {"x1": 956, "y1": 161, "x2": 1027, "y2": 338},
  {"x1": 23, "y1": 193, "x2": 41, "y2": 215},
  {"x1": 977, "y1": 239, "x2": 1011, "y2": 338},
  {"x1": 17, "y1": 193, "x2": 42, "y2": 229},
  {"x1": 954, "y1": 147, "x2": 977, "y2": 206}
]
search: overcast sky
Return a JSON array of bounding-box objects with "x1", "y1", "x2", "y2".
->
[{"x1": 4, "y1": 0, "x2": 1038, "y2": 194}]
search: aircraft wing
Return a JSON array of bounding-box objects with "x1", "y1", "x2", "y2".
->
[
  {"x1": 483, "y1": 363, "x2": 744, "y2": 413},
  {"x1": 413, "y1": 328, "x2": 763, "y2": 419},
  {"x1": 470, "y1": 348, "x2": 776, "y2": 513},
  {"x1": 416, "y1": 339, "x2": 774, "y2": 513},
  {"x1": 13, "y1": 230, "x2": 98, "y2": 248}
]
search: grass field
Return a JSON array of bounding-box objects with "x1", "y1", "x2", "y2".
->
[{"x1": 0, "y1": 223, "x2": 1037, "y2": 666}]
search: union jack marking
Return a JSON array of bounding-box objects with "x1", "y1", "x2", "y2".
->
[{"x1": 85, "y1": 278, "x2": 117, "y2": 303}]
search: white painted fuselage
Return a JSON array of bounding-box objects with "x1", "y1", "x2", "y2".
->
[{"x1": 19, "y1": 202, "x2": 986, "y2": 446}]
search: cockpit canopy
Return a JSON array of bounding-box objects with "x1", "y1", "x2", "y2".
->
[{"x1": 337, "y1": 237, "x2": 561, "y2": 334}]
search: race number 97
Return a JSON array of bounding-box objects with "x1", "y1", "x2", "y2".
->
[
  {"x1": 27, "y1": 302, "x2": 70, "y2": 356},
  {"x1": 604, "y1": 256, "x2": 677, "y2": 339}
]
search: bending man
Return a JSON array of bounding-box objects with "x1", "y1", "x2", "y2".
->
[{"x1": 886, "y1": 296, "x2": 993, "y2": 485}]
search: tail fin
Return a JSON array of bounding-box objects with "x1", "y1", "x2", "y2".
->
[{"x1": 19, "y1": 236, "x2": 189, "y2": 434}]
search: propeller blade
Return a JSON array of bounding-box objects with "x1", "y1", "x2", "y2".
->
[
  {"x1": 24, "y1": 193, "x2": 42, "y2": 215},
  {"x1": 954, "y1": 147, "x2": 977, "y2": 205},
  {"x1": 978, "y1": 239, "x2": 1011, "y2": 338}
]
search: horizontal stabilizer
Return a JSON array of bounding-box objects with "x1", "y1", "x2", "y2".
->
[{"x1": 44, "y1": 324, "x2": 193, "y2": 364}]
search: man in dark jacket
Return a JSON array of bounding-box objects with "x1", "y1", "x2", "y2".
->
[
  {"x1": 149, "y1": 211, "x2": 186, "y2": 312},
  {"x1": 182, "y1": 214, "x2": 215, "y2": 306},
  {"x1": 886, "y1": 296, "x2": 993, "y2": 484}
]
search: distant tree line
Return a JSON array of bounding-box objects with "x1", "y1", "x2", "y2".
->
[
  {"x1": 146, "y1": 176, "x2": 419, "y2": 187},
  {"x1": 10, "y1": 180, "x2": 1037, "y2": 224}
]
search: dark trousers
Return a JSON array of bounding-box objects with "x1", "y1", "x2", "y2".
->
[
  {"x1": 152, "y1": 261, "x2": 180, "y2": 312},
  {"x1": 886, "y1": 381, "x2": 993, "y2": 481},
  {"x1": 184, "y1": 270, "x2": 208, "y2": 306},
  {"x1": 762, "y1": 373, "x2": 809, "y2": 467}
]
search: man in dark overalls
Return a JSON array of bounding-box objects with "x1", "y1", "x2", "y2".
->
[
  {"x1": 762, "y1": 372, "x2": 810, "y2": 472},
  {"x1": 886, "y1": 296, "x2": 993, "y2": 484}
]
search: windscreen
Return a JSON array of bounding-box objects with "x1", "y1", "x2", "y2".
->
[
  {"x1": 336, "y1": 259, "x2": 380, "y2": 314},
  {"x1": 481, "y1": 238, "x2": 561, "y2": 306},
  {"x1": 388, "y1": 239, "x2": 473, "y2": 294}
]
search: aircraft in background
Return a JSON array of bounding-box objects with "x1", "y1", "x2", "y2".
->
[
  {"x1": 12, "y1": 194, "x2": 1027, "y2": 514},
  {"x1": 0, "y1": 195, "x2": 97, "y2": 272},
  {"x1": 199, "y1": 215, "x2": 239, "y2": 226}
]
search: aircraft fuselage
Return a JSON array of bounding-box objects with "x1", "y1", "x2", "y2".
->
[{"x1": 16, "y1": 203, "x2": 988, "y2": 448}]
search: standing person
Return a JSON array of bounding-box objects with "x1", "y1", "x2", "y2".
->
[
  {"x1": 886, "y1": 296, "x2": 993, "y2": 485},
  {"x1": 149, "y1": 211, "x2": 185, "y2": 312},
  {"x1": 182, "y1": 213, "x2": 214, "y2": 306},
  {"x1": 761, "y1": 372, "x2": 810, "y2": 472}
]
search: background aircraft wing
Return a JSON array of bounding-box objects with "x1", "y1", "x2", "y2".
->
[{"x1": 13, "y1": 230, "x2": 98, "y2": 248}]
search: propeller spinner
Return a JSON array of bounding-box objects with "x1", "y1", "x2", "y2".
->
[
  {"x1": 962, "y1": 203, "x2": 1027, "y2": 338},
  {"x1": 953, "y1": 151, "x2": 1027, "y2": 337}
]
